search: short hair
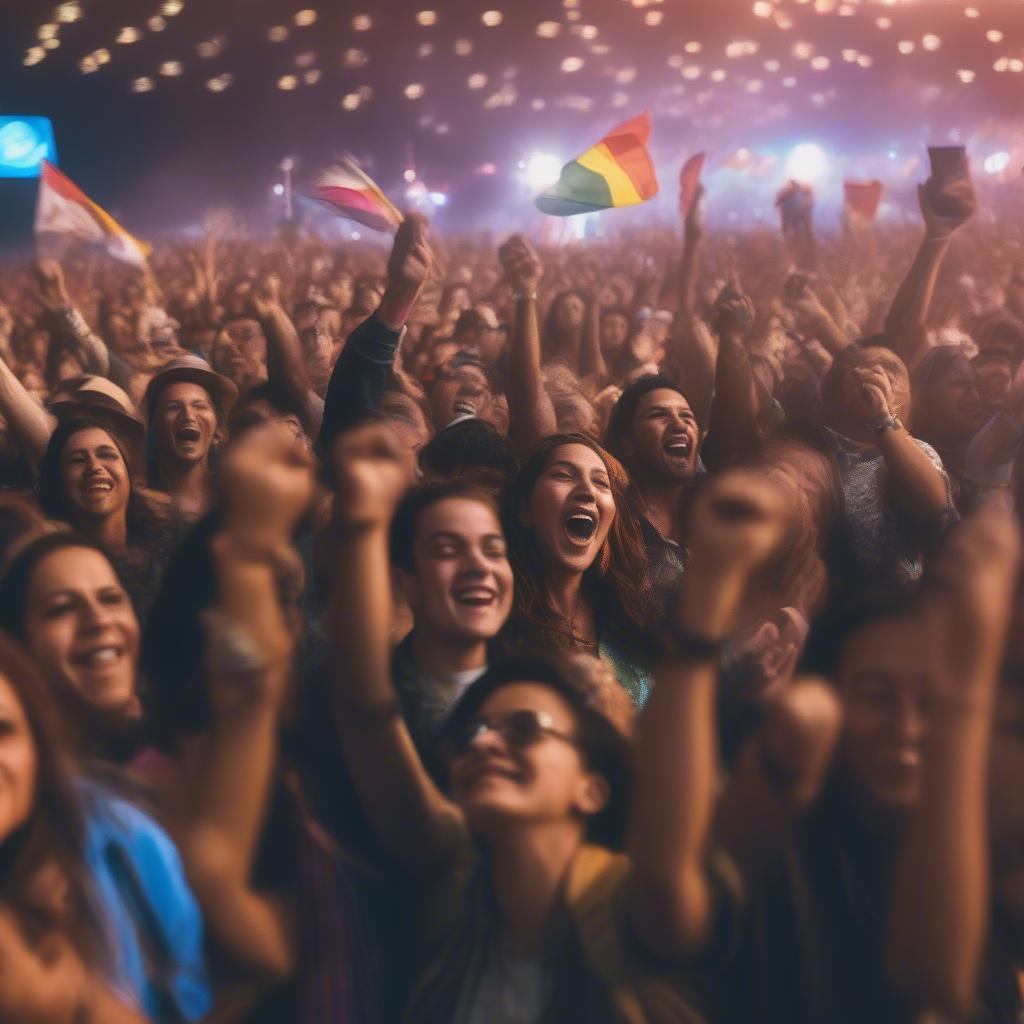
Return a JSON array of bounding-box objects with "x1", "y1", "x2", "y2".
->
[
  {"x1": 604, "y1": 373, "x2": 689, "y2": 462},
  {"x1": 389, "y1": 481, "x2": 500, "y2": 573},
  {"x1": 437, "y1": 652, "x2": 634, "y2": 848}
]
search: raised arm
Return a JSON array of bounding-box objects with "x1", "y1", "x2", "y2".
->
[
  {"x1": 884, "y1": 179, "x2": 976, "y2": 370},
  {"x1": 0, "y1": 349, "x2": 55, "y2": 470},
  {"x1": 318, "y1": 215, "x2": 432, "y2": 452},
  {"x1": 703, "y1": 283, "x2": 761, "y2": 470},
  {"x1": 327, "y1": 423, "x2": 465, "y2": 876},
  {"x1": 629, "y1": 471, "x2": 786, "y2": 957},
  {"x1": 856, "y1": 364, "x2": 952, "y2": 524},
  {"x1": 578, "y1": 289, "x2": 608, "y2": 383},
  {"x1": 886, "y1": 505, "x2": 1021, "y2": 1016},
  {"x1": 249, "y1": 275, "x2": 324, "y2": 437},
  {"x1": 786, "y1": 273, "x2": 852, "y2": 356},
  {"x1": 34, "y1": 259, "x2": 111, "y2": 377},
  {"x1": 663, "y1": 185, "x2": 717, "y2": 429},
  {"x1": 499, "y1": 235, "x2": 557, "y2": 454},
  {"x1": 178, "y1": 422, "x2": 314, "y2": 981}
]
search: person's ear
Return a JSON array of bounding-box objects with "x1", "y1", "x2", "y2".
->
[
  {"x1": 393, "y1": 566, "x2": 419, "y2": 611},
  {"x1": 574, "y1": 771, "x2": 611, "y2": 819}
]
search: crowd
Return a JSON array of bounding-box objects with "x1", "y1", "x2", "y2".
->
[{"x1": 0, "y1": 161, "x2": 1023, "y2": 1023}]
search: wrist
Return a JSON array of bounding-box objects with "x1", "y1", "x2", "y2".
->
[
  {"x1": 512, "y1": 291, "x2": 538, "y2": 304},
  {"x1": 378, "y1": 286, "x2": 420, "y2": 331},
  {"x1": 868, "y1": 413, "x2": 902, "y2": 436}
]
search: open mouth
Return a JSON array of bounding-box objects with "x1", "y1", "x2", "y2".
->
[
  {"x1": 452, "y1": 399, "x2": 477, "y2": 416},
  {"x1": 83, "y1": 478, "x2": 113, "y2": 493},
  {"x1": 563, "y1": 510, "x2": 598, "y2": 543},
  {"x1": 71, "y1": 645, "x2": 123, "y2": 670},
  {"x1": 453, "y1": 585, "x2": 498, "y2": 607},
  {"x1": 663, "y1": 434, "x2": 693, "y2": 459},
  {"x1": 175, "y1": 425, "x2": 202, "y2": 443}
]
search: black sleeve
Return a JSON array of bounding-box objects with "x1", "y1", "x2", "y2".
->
[{"x1": 317, "y1": 313, "x2": 403, "y2": 453}]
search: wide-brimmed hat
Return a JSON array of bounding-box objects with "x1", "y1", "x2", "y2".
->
[
  {"x1": 143, "y1": 354, "x2": 238, "y2": 424},
  {"x1": 48, "y1": 375, "x2": 146, "y2": 475}
]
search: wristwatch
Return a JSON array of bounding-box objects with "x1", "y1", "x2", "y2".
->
[{"x1": 871, "y1": 414, "x2": 902, "y2": 436}]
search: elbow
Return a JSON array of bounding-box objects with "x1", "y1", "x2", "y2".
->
[{"x1": 630, "y1": 867, "x2": 713, "y2": 960}]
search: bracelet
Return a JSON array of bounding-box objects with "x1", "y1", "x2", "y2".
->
[
  {"x1": 658, "y1": 623, "x2": 725, "y2": 662},
  {"x1": 512, "y1": 292, "x2": 538, "y2": 303},
  {"x1": 870, "y1": 414, "x2": 902, "y2": 436}
]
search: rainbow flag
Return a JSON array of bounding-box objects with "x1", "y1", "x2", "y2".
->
[
  {"x1": 535, "y1": 113, "x2": 659, "y2": 217},
  {"x1": 311, "y1": 156, "x2": 403, "y2": 233},
  {"x1": 34, "y1": 160, "x2": 149, "y2": 267}
]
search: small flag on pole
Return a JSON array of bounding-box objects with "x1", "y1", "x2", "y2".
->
[
  {"x1": 35, "y1": 160, "x2": 150, "y2": 267},
  {"x1": 679, "y1": 152, "x2": 706, "y2": 217},
  {"x1": 843, "y1": 180, "x2": 884, "y2": 220},
  {"x1": 311, "y1": 156, "x2": 403, "y2": 233},
  {"x1": 535, "y1": 112, "x2": 659, "y2": 217}
]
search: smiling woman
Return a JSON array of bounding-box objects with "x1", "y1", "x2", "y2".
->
[
  {"x1": 37, "y1": 417, "x2": 174, "y2": 611},
  {"x1": 501, "y1": 433, "x2": 657, "y2": 704},
  {"x1": 0, "y1": 531, "x2": 140, "y2": 726}
]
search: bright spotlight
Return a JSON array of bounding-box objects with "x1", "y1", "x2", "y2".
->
[
  {"x1": 272, "y1": 182, "x2": 285, "y2": 196},
  {"x1": 785, "y1": 142, "x2": 827, "y2": 183},
  {"x1": 429, "y1": 191, "x2": 448, "y2": 206},
  {"x1": 984, "y1": 150, "x2": 1011, "y2": 175},
  {"x1": 525, "y1": 152, "x2": 562, "y2": 191}
]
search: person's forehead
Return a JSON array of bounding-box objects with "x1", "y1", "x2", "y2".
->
[
  {"x1": 480, "y1": 682, "x2": 576, "y2": 726},
  {"x1": 548, "y1": 442, "x2": 606, "y2": 472},
  {"x1": 32, "y1": 545, "x2": 118, "y2": 591},
  {"x1": 160, "y1": 381, "x2": 212, "y2": 405},
  {"x1": 416, "y1": 497, "x2": 502, "y2": 542},
  {"x1": 66, "y1": 426, "x2": 117, "y2": 451},
  {"x1": 636, "y1": 387, "x2": 691, "y2": 414},
  {"x1": 838, "y1": 618, "x2": 932, "y2": 686}
]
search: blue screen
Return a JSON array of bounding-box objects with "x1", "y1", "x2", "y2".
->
[{"x1": 0, "y1": 117, "x2": 57, "y2": 178}]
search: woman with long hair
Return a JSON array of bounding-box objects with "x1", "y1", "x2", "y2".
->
[
  {"x1": 501, "y1": 432, "x2": 656, "y2": 704},
  {"x1": 0, "y1": 629, "x2": 210, "y2": 1022},
  {"x1": 0, "y1": 635, "x2": 150, "y2": 1022},
  {"x1": 37, "y1": 417, "x2": 173, "y2": 610}
]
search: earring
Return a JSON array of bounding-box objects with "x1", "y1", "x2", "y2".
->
[{"x1": 598, "y1": 541, "x2": 611, "y2": 574}]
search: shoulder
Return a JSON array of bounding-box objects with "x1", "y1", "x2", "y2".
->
[{"x1": 910, "y1": 435, "x2": 948, "y2": 472}]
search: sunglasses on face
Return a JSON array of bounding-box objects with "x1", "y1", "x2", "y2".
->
[{"x1": 449, "y1": 709, "x2": 578, "y2": 756}]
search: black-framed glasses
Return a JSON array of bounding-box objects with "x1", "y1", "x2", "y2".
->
[{"x1": 450, "y1": 709, "x2": 579, "y2": 755}]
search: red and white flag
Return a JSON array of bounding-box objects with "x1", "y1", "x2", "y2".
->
[
  {"x1": 34, "y1": 160, "x2": 149, "y2": 267},
  {"x1": 311, "y1": 155, "x2": 403, "y2": 234}
]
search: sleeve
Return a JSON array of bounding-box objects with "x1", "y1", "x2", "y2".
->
[
  {"x1": 317, "y1": 313, "x2": 404, "y2": 452},
  {"x1": 964, "y1": 413, "x2": 1022, "y2": 488}
]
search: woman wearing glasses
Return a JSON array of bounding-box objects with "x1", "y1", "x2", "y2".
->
[{"x1": 327, "y1": 421, "x2": 788, "y2": 1023}]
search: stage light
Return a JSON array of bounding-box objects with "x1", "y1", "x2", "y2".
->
[
  {"x1": 525, "y1": 152, "x2": 562, "y2": 190},
  {"x1": 273, "y1": 183, "x2": 285, "y2": 196},
  {"x1": 430, "y1": 191, "x2": 448, "y2": 206},
  {"x1": 984, "y1": 151, "x2": 1011, "y2": 175},
  {"x1": 0, "y1": 117, "x2": 56, "y2": 177},
  {"x1": 786, "y1": 143, "x2": 827, "y2": 183}
]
